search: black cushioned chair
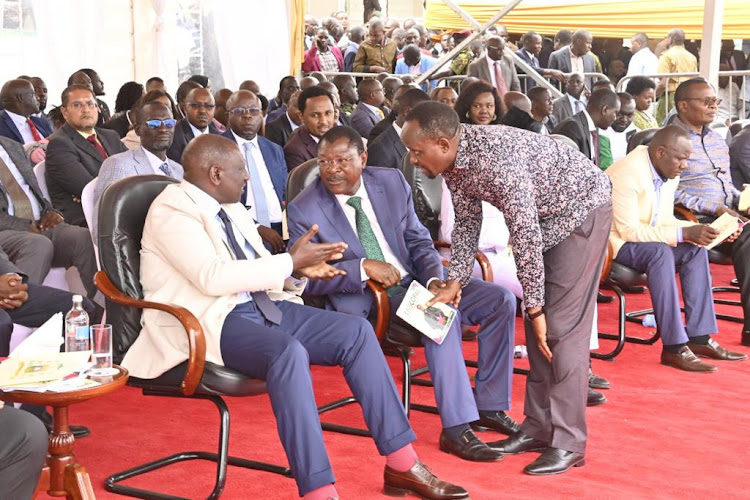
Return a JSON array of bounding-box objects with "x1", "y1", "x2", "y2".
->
[
  {"x1": 95, "y1": 175, "x2": 291, "y2": 499},
  {"x1": 627, "y1": 128, "x2": 659, "y2": 154}
]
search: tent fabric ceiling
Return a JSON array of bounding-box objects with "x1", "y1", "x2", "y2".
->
[{"x1": 424, "y1": 0, "x2": 750, "y2": 39}]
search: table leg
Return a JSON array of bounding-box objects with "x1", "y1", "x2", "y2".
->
[
  {"x1": 47, "y1": 405, "x2": 76, "y2": 496},
  {"x1": 63, "y1": 463, "x2": 95, "y2": 500},
  {"x1": 32, "y1": 466, "x2": 50, "y2": 499}
]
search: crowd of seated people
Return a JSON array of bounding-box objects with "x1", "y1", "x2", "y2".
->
[{"x1": 1, "y1": 12, "x2": 750, "y2": 499}]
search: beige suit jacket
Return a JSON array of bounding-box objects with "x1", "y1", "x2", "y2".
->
[
  {"x1": 122, "y1": 181, "x2": 304, "y2": 379},
  {"x1": 606, "y1": 146, "x2": 694, "y2": 258}
]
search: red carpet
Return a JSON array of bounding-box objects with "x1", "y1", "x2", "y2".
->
[{"x1": 38, "y1": 264, "x2": 750, "y2": 499}]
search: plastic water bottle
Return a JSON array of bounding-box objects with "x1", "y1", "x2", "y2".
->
[
  {"x1": 65, "y1": 295, "x2": 90, "y2": 352},
  {"x1": 642, "y1": 314, "x2": 657, "y2": 329}
]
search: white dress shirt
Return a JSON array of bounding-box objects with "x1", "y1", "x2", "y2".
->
[
  {"x1": 567, "y1": 94, "x2": 586, "y2": 115},
  {"x1": 0, "y1": 144, "x2": 43, "y2": 219},
  {"x1": 626, "y1": 48, "x2": 659, "y2": 77},
  {"x1": 188, "y1": 122, "x2": 209, "y2": 138},
  {"x1": 334, "y1": 179, "x2": 409, "y2": 281},
  {"x1": 5, "y1": 110, "x2": 36, "y2": 145},
  {"x1": 286, "y1": 113, "x2": 299, "y2": 132},
  {"x1": 231, "y1": 131, "x2": 283, "y2": 223},
  {"x1": 603, "y1": 123, "x2": 637, "y2": 162},
  {"x1": 184, "y1": 182, "x2": 294, "y2": 303},
  {"x1": 485, "y1": 57, "x2": 506, "y2": 89},
  {"x1": 141, "y1": 147, "x2": 172, "y2": 175},
  {"x1": 570, "y1": 52, "x2": 585, "y2": 74}
]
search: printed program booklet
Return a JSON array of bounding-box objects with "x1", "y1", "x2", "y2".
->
[
  {"x1": 396, "y1": 281, "x2": 457, "y2": 344},
  {"x1": 705, "y1": 213, "x2": 744, "y2": 250}
]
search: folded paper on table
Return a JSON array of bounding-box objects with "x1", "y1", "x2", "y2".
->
[
  {"x1": 395, "y1": 280, "x2": 456, "y2": 344},
  {"x1": 0, "y1": 351, "x2": 91, "y2": 389},
  {"x1": 10, "y1": 312, "x2": 64, "y2": 358}
]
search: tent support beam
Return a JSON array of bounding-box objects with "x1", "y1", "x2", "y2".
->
[{"x1": 699, "y1": 0, "x2": 724, "y2": 90}]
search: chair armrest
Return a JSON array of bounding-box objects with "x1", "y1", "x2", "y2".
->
[
  {"x1": 366, "y1": 280, "x2": 391, "y2": 343},
  {"x1": 599, "y1": 240, "x2": 614, "y2": 285},
  {"x1": 674, "y1": 204, "x2": 699, "y2": 223},
  {"x1": 94, "y1": 271, "x2": 206, "y2": 397},
  {"x1": 433, "y1": 240, "x2": 494, "y2": 283}
]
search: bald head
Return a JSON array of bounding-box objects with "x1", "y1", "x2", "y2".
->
[
  {"x1": 667, "y1": 28, "x2": 686, "y2": 46},
  {"x1": 300, "y1": 76, "x2": 320, "y2": 91},
  {"x1": 0, "y1": 79, "x2": 39, "y2": 116},
  {"x1": 225, "y1": 89, "x2": 257, "y2": 110},
  {"x1": 68, "y1": 71, "x2": 93, "y2": 91},
  {"x1": 649, "y1": 124, "x2": 690, "y2": 152},
  {"x1": 647, "y1": 125, "x2": 692, "y2": 179},
  {"x1": 503, "y1": 91, "x2": 531, "y2": 114},
  {"x1": 182, "y1": 134, "x2": 247, "y2": 204},
  {"x1": 239, "y1": 80, "x2": 261, "y2": 94}
]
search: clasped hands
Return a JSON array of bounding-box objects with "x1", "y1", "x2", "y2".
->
[
  {"x1": 28, "y1": 211, "x2": 64, "y2": 234},
  {"x1": 290, "y1": 224, "x2": 347, "y2": 280},
  {"x1": 0, "y1": 273, "x2": 28, "y2": 310}
]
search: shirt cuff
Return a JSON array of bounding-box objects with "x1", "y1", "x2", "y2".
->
[
  {"x1": 677, "y1": 227, "x2": 683, "y2": 243},
  {"x1": 360, "y1": 258, "x2": 367, "y2": 282},
  {"x1": 282, "y1": 253, "x2": 294, "y2": 278},
  {"x1": 426, "y1": 277, "x2": 440, "y2": 289}
]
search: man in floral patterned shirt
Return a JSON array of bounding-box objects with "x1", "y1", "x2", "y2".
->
[{"x1": 402, "y1": 102, "x2": 612, "y2": 476}]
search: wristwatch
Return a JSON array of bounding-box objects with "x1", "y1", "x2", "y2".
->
[{"x1": 525, "y1": 307, "x2": 545, "y2": 321}]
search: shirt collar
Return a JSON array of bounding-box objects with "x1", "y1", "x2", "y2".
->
[
  {"x1": 392, "y1": 121, "x2": 402, "y2": 136},
  {"x1": 286, "y1": 112, "x2": 299, "y2": 131},
  {"x1": 230, "y1": 130, "x2": 258, "y2": 147},
  {"x1": 5, "y1": 110, "x2": 28, "y2": 128},
  {"x1": 673, "y1": 115, "x2": 709, "y2": 137},
  {"x1": 334, "y1": 177, "x2": 368, "y2": 205},
  {"x1": 140, "y1": 146, "x2": 168, "y2": 170},
  {"x1": 183, "y1": 180, "x2": 221, "y2": 218},
  {"x1": 582, "y1": 108, "x2": 596, "y2": 132},
  {"x1": 188, "y1": 121, "x2": 208, "y2": 137},
  {"x1": 362, "y1": 102, "x2": 381, "y2": 115},
  {"x1": 646, "y1": 151, "x2": 666, "y2": 188}
]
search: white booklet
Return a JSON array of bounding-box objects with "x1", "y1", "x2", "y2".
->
[
  {"x1": 705, "y1": 213, "x2": 743, "y2": 250},
  {"x1": 395, "y1": 281, "x2": 457, "y2": 344}
]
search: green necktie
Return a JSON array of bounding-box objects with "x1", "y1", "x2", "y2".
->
[
  {"x1": 597, "y1": 132, "x2": 613, "y2": 170},
  {"x1": 346, "y1": 196, "x2": 405, "y2": 296}
]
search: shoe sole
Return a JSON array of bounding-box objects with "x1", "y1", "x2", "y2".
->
[
  {"x1": 524, "y1": 458, "x2": 586, "y2": 476},
  {"x1": 588, "y1": 382, "x2": 610, "y2": 390},
  {"x1": 660, "y1": 360, "x2": 717, "y2": 372},
  {"x1": 439, "y1": 442, "x2": 504, "y2": 462}
]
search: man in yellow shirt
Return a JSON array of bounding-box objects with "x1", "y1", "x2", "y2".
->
[{"x1": 655, "y1": 29, "x2": 698, "y2": 124}]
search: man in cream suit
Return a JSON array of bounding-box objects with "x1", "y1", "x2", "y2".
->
[
  {"x1": 121, "y1": 134, "x2": 468, "y2": 500},
  {"x1": 607, "y1": 126, "x2": 746, "y2": 372},
  {"x1": 92, "y1": 101, "x2": 183, "y2": 238}
]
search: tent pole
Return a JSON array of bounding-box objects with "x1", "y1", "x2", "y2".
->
[
  {"x1": 415, "y1": 0, "x2": 525, "y2": 85},
  {"x1": 699, "y1": 0, "x2": 724, "y2": 89}
]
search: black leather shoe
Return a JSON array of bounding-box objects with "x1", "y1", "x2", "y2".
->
[
  {"x1": 743, "y1": 330, "x2": 750, "y2": 347},
  {"x1": 687, "y1": 338, "x2": 747, "y2": 361},
  {"x1": 471, "y1": 410, "x2": 521, "y2": 435},
  {"x1": 523, "y1": 447, "x2": 585, "y2": 475},
  {"x1": 439, "y1": 429, "x2": 504, "y2": 462},
  {"x1": 588, "y1": 368, "x2": 610, "y2": 390},
  {"x1": 40, "y1": 411, "x2": 90, "y2": 438},
  {"x1": 384, "y1": 460, "x2": 469, "y2": 499},
  {"x1": 661, "y1": 346, "x2": 717, "y2": 372},
  {"x1": 461, "y1": 325, "x2": 478, "y2": 341},
  {"x1": 487, "y1": 431, "x2": 548, "y2": 455},
  {"x1": 587, "y1": 388, "x2": 606, "y2": 407}
]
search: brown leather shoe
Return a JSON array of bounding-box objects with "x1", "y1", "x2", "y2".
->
[
  {"x1": 384, "y1": 461, "x2": 468, "y2": 499},
  {"x1": 461, "y1": 325, "x2": 478, "y2": 341},
  {"x1": 743, "y1": 330, "x2": 750, "y2": 347},
  {"x1": 661, "y1": 346, "x2": 717, "y2": 372},
  {"x1": 687, "y1": 338, "x2": 747, "y2": 361}
]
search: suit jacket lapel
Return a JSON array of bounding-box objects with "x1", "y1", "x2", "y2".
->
[
  {"x1": 182, "y1": 120, "x2": 195, "y2": 142},
  {"x1": 316, "y1": 180, "x2": 365, "y2": 258},
  {"x1": 132, "y1": 147, "x2": 155, "y2": 175},
  {"x1": 364, "y1": 171, "x2": 404, "y2": 265},
  {"x1": 1, "y1": 113, "x2": 23, "y2": 143},
  {"x1": 387, "y1": 126, "x2": 407, "y2": 158},
  {"x1": 302, "y1": 129, "x2": 318, "y2": 158},
  {"x1": 66, "y1": 125, "x2": 104, "y2": 164}
]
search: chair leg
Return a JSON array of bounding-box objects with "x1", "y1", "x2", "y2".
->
[
  {"x1": 593, "y1": 286, "x2": 627, "y2": 360},
  {"x1": 104, "y1": 393, "x2": 291, "y2": 499},
  {"x1": 712, "y1": 286, "x2": 744, "y2": 323}
]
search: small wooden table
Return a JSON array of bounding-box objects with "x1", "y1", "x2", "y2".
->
[{"x1": 0, "y1": 366, "x2": 128, "y2": 499}]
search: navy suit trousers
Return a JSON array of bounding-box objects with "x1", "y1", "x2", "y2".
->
[
  {"x1": 220, "y1": 300, "x2": 415, "y2": 496},
  {"x1": 615, "y1": 242, "x2": 717, "y2": 345}
]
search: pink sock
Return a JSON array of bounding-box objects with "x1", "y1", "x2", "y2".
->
[
  {"x1": 385, "y1": 443, "x2": 418, "y2": 472},
  {"x1": 303, "y1": 483, "x2": 339, "y2": 500}
]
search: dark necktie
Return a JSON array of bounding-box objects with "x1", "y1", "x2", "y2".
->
[
  {"x1": 26, "y1": 118, "x2": 43, "y2": 141},
  {"x1": 159, "y1": 162, "x2": 173, "y2": 177},
  {"x1": 590, "y1": 130, "x2": 600, "y2": 166},
  {"x1": 86, "y1": 134, "x2": 108, "y2": 160},
  {"x1": 0, "y1": 156, "x2": 35, "y2": 220},
  {"x1": 217, "y1": 208, "x2": 282, "y2": 324}
]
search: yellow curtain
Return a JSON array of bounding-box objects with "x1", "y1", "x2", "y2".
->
[
  {"x1": 425, "y1": 0, "x2": 750, "y2": 39},
  {"x1": 288, "y1": 0, "x2": 305, "y2": 76}
]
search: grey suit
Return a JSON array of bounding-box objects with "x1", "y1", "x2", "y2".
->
[
  {"x1": 551, "y1": 94, "x2": 579, "y2": 126},
  {"x1": 350, "y1": 103, "x2": 388, "y2": 138},
  {"x1": 45, "y1": 123, "x2": 127, "y2": 227},
  {"x1": 467, "y1": 54, "x2": 521, "y2": 93},
  {"x1": 366, "y1": 123, "x2": 407, "y2": 169},
  {"x1": 0, "y1": 137, "x2": 99, "y2": 299},
  {"x1": 547, "y1": 46, "x2": 596, "y2": 88},
  {"x1": 92, "y1": 147, "x2": 184, "y2": 239}
]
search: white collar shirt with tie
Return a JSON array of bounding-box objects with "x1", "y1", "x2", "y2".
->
[
  {"x1": 485, "y1": 57, "x2": 504, "y2": 89},
  {"x1": 140, "y1": 146, "x2": 173, "y2": 176},
  {"x1": 567, "y1": 94, "x2": 585, "y2": 115},
  {"x1": 230, "y1": 131, "x2": 283, "y2": 224},
  {"x1": 5, "y1": 110, "x2": 36, "y2": 145},
  {"x1": 0, "y1": 144, "x2": 42, "y2": 219},
  {"x1": 188, "y1": 121, "x2": 209, "y2": 138}
]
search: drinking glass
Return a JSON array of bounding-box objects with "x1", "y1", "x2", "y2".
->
[{"x1": 88, "y1": 324, "x2": 118, "y2": 376}]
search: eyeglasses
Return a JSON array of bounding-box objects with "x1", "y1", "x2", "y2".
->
[
  {"x1": 228, "y1": 107, "x2": 262, "y2": 116},
  {"x1": 66, "y1": 100, "x2": 97, "y2": 110},
  {"x1": 186, "y1": 102, "x2": 216, "y2": 110},
  {"x1": 684, "y1": 97, "x2": 722, "y2": 107},
  {"x1": 144, "y1": 119, "x2": 177, "y2": 129},
  {"x1": 318, "y1": 156, "x2": 356, "y2": 169}
]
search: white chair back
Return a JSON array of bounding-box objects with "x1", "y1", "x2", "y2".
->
[
  {"x1": 81, "y1": 178, "x2": 98, "y2": 230},
  {"x1": 33, "y1": 161, "x2": 50, "y2": 199}
]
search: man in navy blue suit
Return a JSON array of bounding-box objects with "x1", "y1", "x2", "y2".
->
[
  {"x1": 515, "y1": 32, "x2": 565, "y2": 92},
  {"x1": 0, "y1": 79, "x2": 53, "y2": 145},
  {"x1": 222, "y1": 90, "x2": 288, "y2": 252},
  {"x1": 288, "y1": 126, "x2": 519, "y2": 463}
]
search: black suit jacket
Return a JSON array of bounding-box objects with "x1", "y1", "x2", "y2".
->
[
  {"x1": 166, "y1": 119, "x2": 221, "y2": 163},
  {"x1": 101, "y1": 111, "x2": 131, "y2": 138},
  {"x1": 368, "y1": 111, "x2": 397, "y2": 142},
  {"x1": 45, "y1": 123, "x2": 126, "y2": 226},
  {"x1": 366, "y1": 123, "x2": 407, "y2": 169},
  {"x1": 553, "y1": 111, "x2": 593, "y2": 160},
  {"x1": 283, "y1": 127, "x2": 319, "y2": 170},
  {"x1": 0, "y1": 137, "x2": 56, "y2": 229},
  {"x1": 264, "y1": 114, "x2": 294, "y2": 148}
]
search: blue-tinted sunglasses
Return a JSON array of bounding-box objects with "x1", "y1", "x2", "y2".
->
[{"x1": 144, "y1": 119, "x2": 177, "y2": 129}]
